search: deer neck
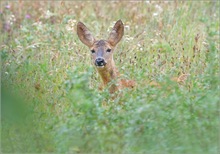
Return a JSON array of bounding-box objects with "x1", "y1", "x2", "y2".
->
[{"x1": 97, "y1": 60, "x2": 120, "y2": 87}]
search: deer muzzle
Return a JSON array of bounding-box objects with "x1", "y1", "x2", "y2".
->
[{"x1": 95, "y1": 57, "x2": 107, "y2": 68}]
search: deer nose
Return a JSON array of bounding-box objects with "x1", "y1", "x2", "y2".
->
[{"x1": 95, "y1": 57, "x2": 106, "y2": 67}]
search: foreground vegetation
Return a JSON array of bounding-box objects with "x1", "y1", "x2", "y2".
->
[{"x1": 1, "y1": 1, "x2": 219, "y2": 153}]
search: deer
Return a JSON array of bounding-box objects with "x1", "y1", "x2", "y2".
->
[{"x1": 77, "y1": 20, "x2": 135, "y2": 94}]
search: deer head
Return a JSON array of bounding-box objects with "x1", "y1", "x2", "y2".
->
[{"x1": 77, "y1": 20, "x2": 124, "y2": 70}]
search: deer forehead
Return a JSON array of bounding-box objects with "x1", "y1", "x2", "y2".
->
[{"x1": 92, "y1": 40, "x2": 112, "y2": 49}]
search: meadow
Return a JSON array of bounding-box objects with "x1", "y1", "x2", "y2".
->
[{"x1": 1, "y1": 1, "x2": 219, "y2": 153}]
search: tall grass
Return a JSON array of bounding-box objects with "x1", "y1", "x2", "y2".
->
[{"x1": 1, "y1": 1, "x2": 219, "y2": 153}]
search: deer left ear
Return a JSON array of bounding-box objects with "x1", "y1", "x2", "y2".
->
[{"x1": 108, "y1": 20, "x2": 124, "y2": 46}]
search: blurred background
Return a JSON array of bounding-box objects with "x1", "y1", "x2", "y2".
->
[{"x1": 1, "y1": 1, "x2": 219, "y2": 153}]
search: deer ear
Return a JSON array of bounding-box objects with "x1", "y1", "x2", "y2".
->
[
  {"x1": 108, "y1": 20, "x2": 124, "y2": 46},
  {"x1": 77, "y1": 22, "x2": 95, "y2": 47}
]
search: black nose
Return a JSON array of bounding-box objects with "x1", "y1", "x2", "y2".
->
[{"x1": 95, "y1": 58, "x2": 105, "y2": 66}]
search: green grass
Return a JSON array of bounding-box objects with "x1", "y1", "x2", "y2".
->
[{"x1": 1, "y1": 1, "x2": 219, "y2": 153}]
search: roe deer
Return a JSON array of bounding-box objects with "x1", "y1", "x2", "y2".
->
[{"x1": 77, "y1": 20, "x2": 135, "y2": 94}]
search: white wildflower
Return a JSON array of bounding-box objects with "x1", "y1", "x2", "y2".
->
[
  {"x1": 155, "y1": 4, "x2": 163, "y2": 12},
  {"x1": 45, "y1": 10, "x2": 54, "y2": 19},
  {"x1": 153, "y1": 4, "x2": 163, "y2": 17},
  {"x1": 124, "y1": 35, "x2": 134, "y2": 42},
  {"x1": 33, "y1": 21, "x2": 42, "y2": 26},
  {"x1": 153, "y1": 13, "x2": 159, "y2": 16},
  {"x1": 124, "y1": 25, "x2": 130, "y2": 31},
  {"x1": 66, "y1": 19, "x2": 77, "y2": 31}
]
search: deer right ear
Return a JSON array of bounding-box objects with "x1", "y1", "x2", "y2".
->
[{"x1": 77, "y1": 22, "x2": 95, "y2": 47}]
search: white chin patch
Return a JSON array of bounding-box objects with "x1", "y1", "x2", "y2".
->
[{"x1": 97, "y1": 65, "x2": 105, "y2": 68}]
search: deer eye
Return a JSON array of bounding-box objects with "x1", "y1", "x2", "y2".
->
[
  {"x1": 91, "y1": 49, "x2": 95, "y2": 53},
  {"x1": 106, "y1": 49, "x2": 111, "y2": 52}
]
